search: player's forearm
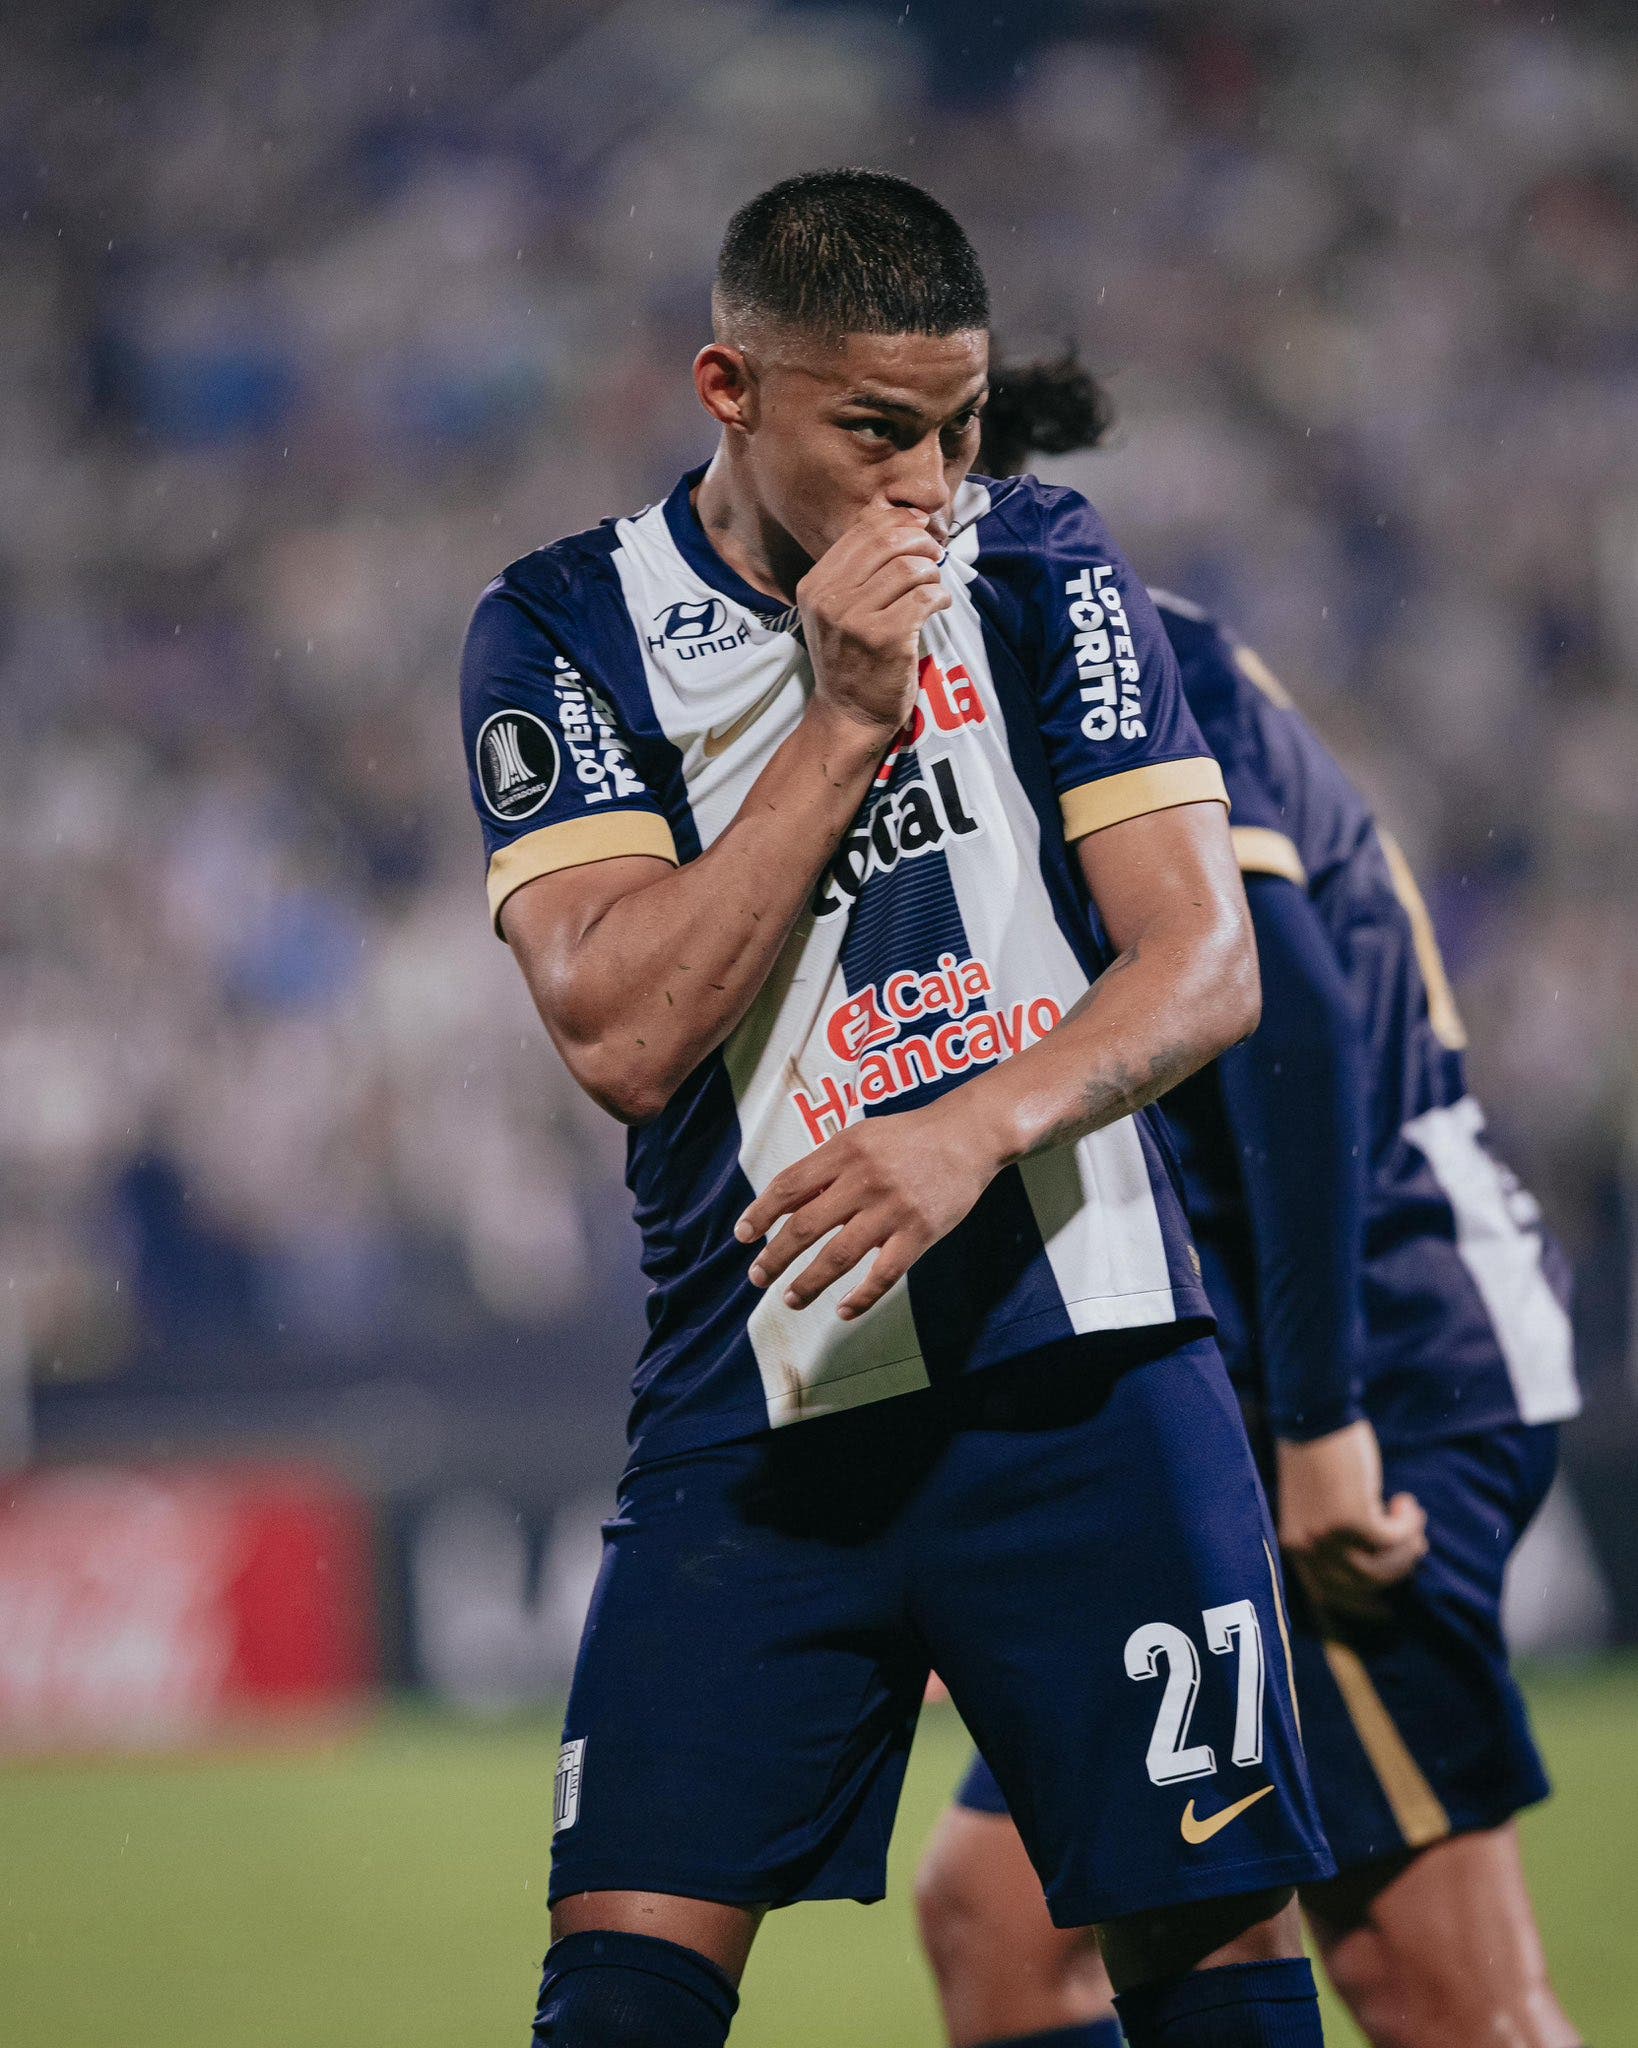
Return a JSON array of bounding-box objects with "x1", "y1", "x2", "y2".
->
[
  {"x1": 542, "y1": 702, "x2": 891, "y2": 1121},
  {"x1": 949, "y1": 909, "x2": 1259, "y2": 1169}
]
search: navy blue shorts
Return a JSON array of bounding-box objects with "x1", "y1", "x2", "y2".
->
[
  {"x1": 959, "y1": 1422, "x2": 1557, "y2": 1878},
  {"x1": 550, "y1": 1334, "x2": 1331, "y2": 1928}
]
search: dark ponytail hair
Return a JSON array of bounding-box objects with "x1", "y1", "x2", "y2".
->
[{"x1": 979, "y1": 349, "x2": 1115, "y2": 479}]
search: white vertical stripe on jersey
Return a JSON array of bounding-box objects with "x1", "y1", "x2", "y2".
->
[
  {"x1": 722, "y1": 891, "x2": 928, "y2": 1428},
  {"x1": 1402, "y1": 1096, "x2": 1579, "y2": 1425},
  {"x1": 610, "y1": 508, "x2": 930, "y2": 1426},
  {"x1": 926, "y1": 580, "x2": 1177, "y2": 1331}
]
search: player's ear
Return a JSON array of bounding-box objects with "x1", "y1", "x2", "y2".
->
[{"x1": 695, "y1": 343, "x2": 758, "y2": 432}]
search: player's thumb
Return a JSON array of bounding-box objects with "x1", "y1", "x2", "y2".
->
[
  {"x1": 1343, "y1": 1491, "x2": 1427, "y2": 1586},
  {"x1": 1374, "y1": 1491, "x2": 1429, "y2": 1576}
]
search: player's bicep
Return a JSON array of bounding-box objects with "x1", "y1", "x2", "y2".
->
[
  {"x1": 485, "y1": 807, "x2": 677, "y2": 937},
  {"x1": 500, "y1": 853, "x2": 676, "y2": 1047},
  {"x1": 1075, "y1": 797, "x2": 1249, "y2": 961}
]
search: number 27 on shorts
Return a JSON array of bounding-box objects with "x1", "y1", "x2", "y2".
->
[{"x1": 1124, "y1": 1600, "x2": 1266, "y2": 1785}]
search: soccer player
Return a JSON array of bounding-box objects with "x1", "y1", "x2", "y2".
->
[
  {"x1": 461, "y1": 171, "x2": 1337, "y2": 2048},
  {"x1": 914, "y1": 357, "x2": 1584, "y2": 2048}
]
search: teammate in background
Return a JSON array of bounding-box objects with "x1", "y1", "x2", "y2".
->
[
  {"x1": 461, "y1": 172, "x2": 1337, "y2": 2047},
  {"x1": 915, "y1": 356, "x2": 1583, "y2": 2048}
]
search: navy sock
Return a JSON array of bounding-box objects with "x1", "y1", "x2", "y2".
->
[
  {"x1": 977, "y1": 2022, "x2": 1126, "y2": 2047},
  {"x1": 1114, "y1": 1958, "x2": 1320, "y2": 2047},
  {"x1": 532, "y1": 1929, "x2": 738, "y2": 2046}
]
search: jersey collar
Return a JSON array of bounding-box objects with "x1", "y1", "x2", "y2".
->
[{"x1": 662, "y1": 465, "x2": 796, "y2": 625}]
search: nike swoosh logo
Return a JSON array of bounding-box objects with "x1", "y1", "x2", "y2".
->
[
  {"x1": 1180, "y1": 1784, "x2": 1275, "y2": 1845},
  {"x1": 701, "y1": 679, "x2": 788, "y2": 759}
]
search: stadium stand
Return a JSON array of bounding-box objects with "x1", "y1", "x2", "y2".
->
[{"x1": 0, "y1": 1, "x2": 1632, "y2": 1512}]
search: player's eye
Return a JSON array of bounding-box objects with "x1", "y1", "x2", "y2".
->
[{"x1": 840, "y1": 417, "x2": 900, "y2": 447}]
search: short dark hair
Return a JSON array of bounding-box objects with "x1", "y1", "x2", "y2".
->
[{"x1": 715, "y1": 168, "x2": 989, "y2": 341}]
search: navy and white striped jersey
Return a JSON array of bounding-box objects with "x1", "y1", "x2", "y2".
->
[
  {"x1": 1154, "y1": 594, "x2": 1579, "y2": 1447},
  {"x1": 460, "y1": 470, "x2": 1225, "y2": 1457}
]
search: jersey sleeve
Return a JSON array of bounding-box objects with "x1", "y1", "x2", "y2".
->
[
  {"x1": 460, "y1": 573, "x2": 677, "y2": 935},
  {"x1": 1025, "y1": 489, "x2": 1228, "y2": 841},
  {"x1": 1216, "y1": 873, "x2": 1368, "y2": 1439},
  {"x1": 1211, "y1": 642, "x2": 1309, "y2": 888}
]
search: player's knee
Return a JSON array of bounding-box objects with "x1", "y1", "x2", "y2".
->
[
  {"x1": 1317, "y1": 1932, "x2": 1415, "y2": 2048},
  {"x1": 532, "y1": 1930, "x2": 738, "y2": 2046},
  {"x1": 1349, "y1": 1943, "x2": 1567, "y2": 2048},
  {"x1": 914, "y1": 1825, "x2": 994, "y2": 1990},
  {"x1": 1323, "y1": 1919, "x2": 1573, "y2": 2048}
]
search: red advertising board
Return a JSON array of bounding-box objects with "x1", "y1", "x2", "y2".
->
[{"x1": 0, "y1": 1464, "x2": 375, "y2": 1752}]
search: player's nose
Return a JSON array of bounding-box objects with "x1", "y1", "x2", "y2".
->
[{"x1": 884, "y1": 440, "x2": 954, "y2": 539}]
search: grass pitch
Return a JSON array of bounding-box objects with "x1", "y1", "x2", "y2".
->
[{"x1": 2, "y1": 1661, "x2": 1631, "y2": 2046}]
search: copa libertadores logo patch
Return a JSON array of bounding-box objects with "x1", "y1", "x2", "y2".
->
[{"x1": 476, "y1": 708, "x2": 559, "y2": 821}]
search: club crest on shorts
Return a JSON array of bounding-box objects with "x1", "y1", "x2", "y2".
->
[
  {"x1": 554, "y1": 1736, "x2": 586, "y2": 1833},
  {"x1": 476, "y1": 708, "x2": 559, "y2": 821}
]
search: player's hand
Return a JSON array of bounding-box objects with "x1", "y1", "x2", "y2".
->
[
  {"x1": 1275, "y1": 1420, "x2": 1428, "y2": 1620},
  {"x1": 797, "y1": 503, "x2": 951, "y2": 737},
  {"x1": 734, "y1": 1098, "x2": 996, "y2": 1319}
]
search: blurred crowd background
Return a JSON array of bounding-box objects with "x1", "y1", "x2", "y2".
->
[{"x1": 1, "y1": 0, "x2": 1634, "y2": 1590}]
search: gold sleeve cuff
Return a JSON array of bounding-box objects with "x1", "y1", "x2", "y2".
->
[
  {"x1": 1060, "y1": 756, "x2": 1229, "y2": 842},
  {"x1": 487, "y1": 811, "x2": 678, "y2": 934},
  {"x1": 1231, "y1": 826, "x2": 1307, "y2": 886}
]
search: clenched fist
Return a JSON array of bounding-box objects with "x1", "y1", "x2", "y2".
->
[
  {"x1": 1276, "y1": 1419, "x2": 1428, "y2": 1620},
  {"x1": 797, "y1": 503, "x2": 952, "y2": 736}
]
